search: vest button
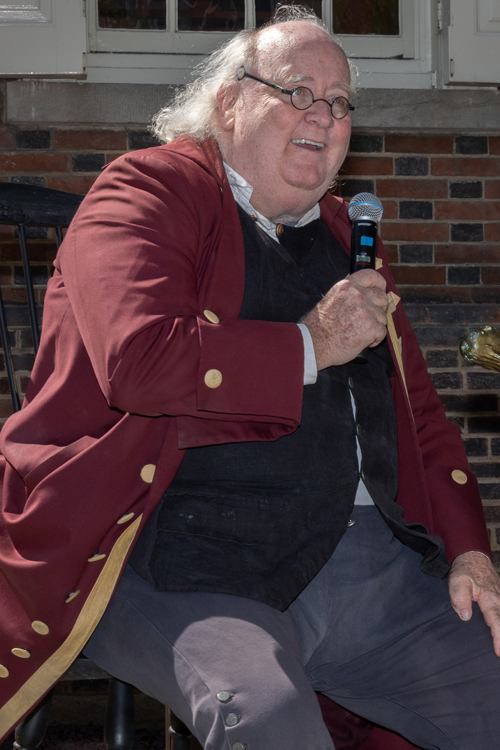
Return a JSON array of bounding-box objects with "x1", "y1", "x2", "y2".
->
[
  {"x1": 356, "y1": 423, "x2": 362, "y2": 436},
  {"x1": 348, "y1": 377, "x2": 354, "y2": 388},
  {"x1": 347, "y1": 519, "x2": 356, "y2": 527},
  {"x1": 276, "y1": 223, "x2": 284, "y2": 237}
]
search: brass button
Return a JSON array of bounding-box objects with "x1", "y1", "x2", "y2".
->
[
  {"x1": 0, "y1": 665, "x2": 9, "y2": 678},
  {"x1": 203, "y1": 309, "x2": 220, "y2": 325},
  {"x1": 117, "y1": 512, "x2": 135, "y2": 524},
  {"x1": 276, "y1": 223, "x2": 284, "y2": 237},
  {"x1": 140, "y1": 464, "x2": 156, "y2": 484},
  {"x1": 65, "y1": 590, "x2": 80, "y2": 603},
  {"x1": 451, "y1": 469, "x2": 468, "y2": 485},
  {"x1": 31, "y1": 621, "x2": 49, "y2": 635},
  {"x1": 12, "y1": 648, "x2": 30, "y2": 659},
  {"x1": 88, "y1": 552, "x2": 106, "y2": 562},
  {"x1": 204, "y1": 369, "x2": 222, "y2": 389}
]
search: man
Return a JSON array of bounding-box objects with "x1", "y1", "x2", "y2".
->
[{"x1": 0, "y1": 7, "x2": 499, "y2": 750}]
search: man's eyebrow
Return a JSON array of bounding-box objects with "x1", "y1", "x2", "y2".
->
[{"x1": 279, "y1": 73, "x2": 354, "y2": 97}]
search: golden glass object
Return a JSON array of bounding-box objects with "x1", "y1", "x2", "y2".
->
[{"x1": 460, "y1": 326, "x2": 500, "y2": 372}]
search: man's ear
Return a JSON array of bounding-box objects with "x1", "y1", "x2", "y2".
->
[{"x1": 216, "y1": 84, "x2": 237, "y2": 131}]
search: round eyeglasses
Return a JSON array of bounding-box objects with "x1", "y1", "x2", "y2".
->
[{"x1": 237, "y1": 69, "x2": 354, "y2": 121}]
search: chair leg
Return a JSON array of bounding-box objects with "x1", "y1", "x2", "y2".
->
[
  {"x1": 14, "y1": 689, "x2": 54, "y2": 750},
  {"x1": 167, "y1": 708, "x2": 192, "y2": 750},
  {"x1": 104, "y1": 678, "x2": 136, "y2": 750}
]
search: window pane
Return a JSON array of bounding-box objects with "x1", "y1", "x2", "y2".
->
[
  {"x1": 333, "y1": 0, "x2": 399, "y2": 35},
  {"x1": 177, "y1": 0, "x2": 245, "y2": 31},
  {"x1": 256, "y1": 0, "x2": 322, "y2": 27},
  {"x1": 98, "y1": 0, "x2": 166, "y2": 29}
]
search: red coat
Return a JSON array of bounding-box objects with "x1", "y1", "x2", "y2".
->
[{"x1": 0, "y1": 137, "x2": 490, "y2": 742}]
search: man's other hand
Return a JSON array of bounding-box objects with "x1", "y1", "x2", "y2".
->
[
  {"x1": 302, "y1": 269, "x2": 388, "y2": 369},
  {"x1": 448, "y1": 551, "x2": 500, "y2": 656}
]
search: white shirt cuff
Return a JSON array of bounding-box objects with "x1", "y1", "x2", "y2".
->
[{"x1": 297, "y1": 323, "x2": 318, "y2": 385}]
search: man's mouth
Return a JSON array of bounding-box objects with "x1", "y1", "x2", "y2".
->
[{"x1": 291, "y1": 139, "x2": 325, "y2": 150}]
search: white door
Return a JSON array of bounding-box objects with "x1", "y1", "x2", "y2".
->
[
  {"x1": 0, "y1": 1, "x2": 86, "y2": 77},
  {"x1": 446, "y1": 0, "x2": 500, "y2": 85}
]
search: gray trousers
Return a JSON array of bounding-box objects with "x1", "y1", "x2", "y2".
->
[{"x1": 84, "y1": 506, "x2": 500, "y2": 750}]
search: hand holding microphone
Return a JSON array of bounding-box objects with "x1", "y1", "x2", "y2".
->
[{"x1": 302, "y1": 193, "x2": 387, "y2": 370}]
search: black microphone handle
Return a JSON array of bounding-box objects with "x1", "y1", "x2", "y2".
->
[{"x1": 350, "y1": 219, "x2": 378, "y2": 363}]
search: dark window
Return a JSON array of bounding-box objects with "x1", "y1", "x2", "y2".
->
[
  {"x1": 178, "y1": 0, "x2": 245, "y2": 31},
  {"x1": 333, "y1": 0, "x2": 399, "y2": 35},
  {"x1": 98, "y1": 0, "x2": 167, "y2": 29},
  {"x1": 256, "y1": 0, "x2": 322, "y2": 27}
]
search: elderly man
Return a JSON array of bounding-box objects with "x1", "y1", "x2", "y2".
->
[{"x1": 0, "y1": 6, "x2": 499, "y2": 750}]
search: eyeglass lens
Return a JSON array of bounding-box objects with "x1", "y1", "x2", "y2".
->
[{"x1": 290, "y1": 87, "x2": 349, "y2": 119}]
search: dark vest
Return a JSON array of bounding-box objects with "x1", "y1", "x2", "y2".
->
[{"x1": 130, "y1": 209, "x2": 447, "y2": 610}]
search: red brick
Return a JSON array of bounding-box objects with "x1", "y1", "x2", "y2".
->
[
  {"x1": 0, "y1": 152, "x2": 68, "y2": 172},
  {"x1": 385, "y1": 135, "x2": 453, "y2": 154},
  {"x1": 381, "y1": 222, "x2": 449, "y2": 243},
  {"x1": 0, "y1": 267, "x2": 12, "y2": 284},
  {"x1": 481, "y1": 267, "x2": 500, "y2": 285},
  {"x1": 0, "y1": 225, "x2": 14, "y2": 238},
  {"x1": 381, "y1": 200, "x2": 397, "y2": 219},
  {"x1": 1, "y1": 287, "x2": 28, "y2": 304},
  {"x1": 435, "y1": 201, "x2": 500, "y2": 221},
  {"x1": 485, "y1": 181, "x2": 500, "y2": 199},
  {"x1": 0, "y1": 399, "x2": 14, "y2": 419},
  {"x1": 470, "y1": 288, "x2": 500, "y2": 304},
  {"x1": 400, "y1": 286, "x2": 472, "y2": 303},
  {"x1": 54, "y1": 130, "x2": 127, "y2": 151},
  {"x1": 105, "y1": 153, "x2": 126, "y2": 165},
  {"x1": 341, "y1": 156, "x2": 393, "y2": 176},
  {"x1": 383, "y1": 244, "x2": 398, "y2": 264},
  {"x1": 435, "y1": 244, "x2": 500, "y2": 264},
  {"x1": 490, "y1": 138, "x2": 500, "y2": 156},
  {"x1": 376, "y1": 178, "x2": 447, "y2": 199},
  {"x1": 391, "y1": 265, "x2": 446, "y2": 285},
  {"x1": 485, "y1": 223, "x2": 500, "y2": 241},
  {"x1": 0, "y1": 130, "x2": 15, "y2": 149},
  {"x1": 432, "y1": 157, "x2": 500, "y2": 177},
  {"x1": 47, "y1": 176, "x2": 96, "y2": 194}
]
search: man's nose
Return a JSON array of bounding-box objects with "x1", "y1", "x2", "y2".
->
[{"x1": 305, "y1": 99, "x2": 334, "y2": 127}]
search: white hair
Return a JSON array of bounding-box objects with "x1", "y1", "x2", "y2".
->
[{"x1": 151, "y1": 4, "x2": 352, "y2": 145}]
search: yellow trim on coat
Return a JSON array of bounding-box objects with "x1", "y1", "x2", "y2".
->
[
  {"x1": 0, "y1": 515, "x2": 142, "y2": 736},
  {"x1": 386, "y1": 299, "x2": 409, "y2": 402}
]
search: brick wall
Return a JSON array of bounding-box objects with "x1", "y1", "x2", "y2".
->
[{"x1": 0, "y1": 124, "x2": 499, "y2": 563}]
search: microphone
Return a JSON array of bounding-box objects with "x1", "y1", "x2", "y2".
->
[{"x1": 347, "y1": 192, "x2": 384, "y2": 363}]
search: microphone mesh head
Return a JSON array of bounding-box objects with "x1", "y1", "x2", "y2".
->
[{"x1": 347, "y1": 193, "x2": 384, "y2": 223}]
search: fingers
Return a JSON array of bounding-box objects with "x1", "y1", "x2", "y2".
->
[
  {"x1": 350, "y1": 268, "x2": 387, "y2": 292},
  {"x1": 448, "y1": 569, "x2": 474, "y2": 621},
  {"x1": 301, "y1": 273, "x2": 389, "y2": 369},
  {"x1": 478, "y1": 594, "x2": 500, "y2": 657},
  {"x1": 448, "y1": 551, "x2": 500, "y2": 656}
]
